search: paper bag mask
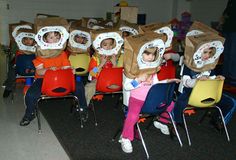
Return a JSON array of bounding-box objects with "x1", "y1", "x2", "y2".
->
[
  {"x1": 184, "y1": 32, "x2": 225, "y2": 72},
  {"x1": 139, "y1": 23, "x2": 174, "y2": 50},
  {"x1": 68, "y1": 25, "x2": 92, "y2": 54},
  {"x1": 15, "y1": 28, "x2": 36, "y2": 54},
  {"x1": 91, "y1": 28, "x2": 123, "y2": 56},
  {"x1": 123, "y1": 32, "x2": 165, "y2": 79},
  {"x1": 34, "y1": 17, "x2": 69, "y2": 58}
]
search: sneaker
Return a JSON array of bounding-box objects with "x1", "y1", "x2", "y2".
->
[
  {"x1": 3, "y1": 89, "x2": 12, "y2": 98},
  {"x1": 119, "y1": 137, "x2": 133, "y2": 153},
  {"x1": 153, "y1": 121, "x2": 170, "y2": 135},
  {"x1": 19, "y1": 114, "x2": 36, "y2": 126}
]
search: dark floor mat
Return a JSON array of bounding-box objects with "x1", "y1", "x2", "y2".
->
[{"x1": 40, "y1": 94, "x2": 236, "y2": 160}]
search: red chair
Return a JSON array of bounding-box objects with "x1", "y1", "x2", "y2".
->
[
  {"x1": 96, "y1": 67, "x2": 123, "y2": 93},
  {"x1": 90, "y1": 67, "x2": 123, "y2": 126},
  {"x1": 36, "y1": 68, "x2": 83, "y2": 133}
]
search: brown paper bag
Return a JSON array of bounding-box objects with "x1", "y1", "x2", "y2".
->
[
  {"x1": 123, "y1": 32, "x2": 166, "y2": 79},
  {"x1": 115, "y1": 20, "x2": 139, "y2": 37},
  {"x1": 9, "y1": 21, "x2": 33, "y2": 45},
  {"x1": 184, "y1": 32, "x2": 225, "y2": 72},
  {"x1": 81, "y1": 17, "x2": 104, "y2": 29},
  {"x1": 139, "y1": 22, "x2": 173, "y2": 50},
  {"x1": 91, "y1": 28, "x2": 123, "y2": 56},
  {"x1": 14, "y1": 28, "x2": 36, "y2": 55},
  {"x1": 186, "y1": 21, "x2": 218, "y2": 36},
  {"x1": 67, "y1": 24, "x2": 91, "y2": 54},
  {"x1": 34, "y1": 17, "x2": 69, "y2": 58}
]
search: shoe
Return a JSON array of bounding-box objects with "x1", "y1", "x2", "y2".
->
[
  {"x1": 119, "y1": 136, "x2": 133, "y2": 153},
  {"x1": 20, "y1": 114, "x2": 36, "y2": 126},
  {"x1": 3, "y1": 89, "x2": 12, "y2": 98},
  {"x1": 153, "y1": 121, "x2": 170, "y2": 135}
]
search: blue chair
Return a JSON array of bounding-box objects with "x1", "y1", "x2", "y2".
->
[
  {"x1": 138, "y1": 82, "x2": 183, "y2": 158},
  {"x1": 113, "y1": 82, "x2": 182, "y2": 159}
]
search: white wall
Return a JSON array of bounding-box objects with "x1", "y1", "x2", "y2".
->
[
  {"x1": 0, "y1": 0, "x2": 228, "y2": 45},
  {"x1": 190, "y1": 0, "x2": 227, "y2": 25}
]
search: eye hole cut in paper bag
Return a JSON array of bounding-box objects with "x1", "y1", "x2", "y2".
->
[
  {"x1": 15, "y1": 28, "x2": 36, "y2": 55},
  {"x1": 123, "y1": 32, "x2": 166, "y2": 79},
  {"x1": 139, "y1": 22, "x2": 174, "y2": 51},
  {"x1": 67, "y1": 20, "x2": 92, "y2": 54},
  {"x1": 184, "y1": 32, "x2": 225, "y2": 73},
  {"x1": 34, "y1": 17, "x2": 69, "y2": 58}
]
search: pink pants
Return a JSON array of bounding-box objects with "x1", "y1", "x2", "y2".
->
[
  {"x1": 122, "y1": 97, "x2": 144, "y2": 141},
  {"x1": 159, "y1": 101, "x2": 175, "y2": 124}
]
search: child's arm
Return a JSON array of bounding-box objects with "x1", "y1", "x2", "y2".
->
[
  {"x1": 110, "y1": 54, "x2": 117, "y2": 67},
  {"x1": 163, "y1": 52, "x2": 180, "y2": 62},
  {"x1": 123, "y1": 74, "x2": 147, "y2": 91}
]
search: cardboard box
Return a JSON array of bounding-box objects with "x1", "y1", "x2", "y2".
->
[{"x1": 114, "y1": 6, "x2": 138, "y2": 24}]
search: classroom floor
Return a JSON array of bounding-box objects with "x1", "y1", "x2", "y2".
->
[{"x1": 0, "y1": 53, "x2": 69, "y2": 160}]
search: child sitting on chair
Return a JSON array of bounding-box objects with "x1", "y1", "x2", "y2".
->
[
  {"x1": 3, "y1": 27, "x2": 36, "y2": 98},
  {"x1": 20, "y1": 18, "x2": 87, "y2": 126},
  {"x1": 172, "y1": 35, "x2": 235, "y2": 131},
  {"x1": 85, "y1": 30, "x2": 123, "y2": 105},
  {"x1": 119, "y1": 47, "x2": 180, "y2": 153}
]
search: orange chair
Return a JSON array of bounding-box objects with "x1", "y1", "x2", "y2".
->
[{"x1": 36, "y1": 69, "x2": 83, "y2": 133}]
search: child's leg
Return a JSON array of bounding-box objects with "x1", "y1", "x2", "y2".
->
[
  {"x1": 23, "y1": 78, "x2": 43, "y2": 119},
  {"x1": 159, "y1": 101, "x2": 175, "y2": 124},
  {"x1": 122, "y1": 97, "x2": 144, "y2": 141},
  {"x1": 173, "y1": 90, "x2": 191, "y2": 124},
  {"x1": 74, "y1": 81, "x2": 88, "y2": 109},
  {"x1": 213, "y1": 93, "x2": 236, "y2": 124}
]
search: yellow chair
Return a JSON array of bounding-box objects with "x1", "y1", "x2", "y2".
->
[
  {"x1": 69, "y1": 53, "x2": 91, "y2": 75},
  {"x1": 182, "y1": 79, "x2": 230, "y2": 145}
]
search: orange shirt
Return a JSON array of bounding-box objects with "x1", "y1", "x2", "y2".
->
[{"x1": 33, "y1": 51, "x2": 71, "y2": 78}]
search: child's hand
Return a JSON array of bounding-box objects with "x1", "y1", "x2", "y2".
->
[
  {"x1": 110, "y1": 54, "x2": 117, "y2": 66},
  {"x1": 216, "y1": 75, "x2": 225, "y2": 80},
  {"x1": 198, "y1": 76, "x2": 208, "y2": 81},
  {"x1": 100, "y1": 55, "x2": 107, "y2": 67},
  {"x1": 167, "y1": 78, "x2": 181, "y2": 83},
  {"x1": 163, "y1": 53, "x2": 172, "y2": 61},
  {"x1": 137, "y1": 73, "x2": 148, "y2": 82},
  {"x1": 49, "y1": 67, "x2": 57, "y2": 71}
]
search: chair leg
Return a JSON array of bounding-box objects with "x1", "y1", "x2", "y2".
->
[
  {"x1": 90, "y1": 100, "x2": 98, "y2": 126},
  {"x1": 36, "y1": 100, "x2": 42, "y2": 134},
  {"x1": 168, "y1": 112, "x2": 183, "y2": 147},
  {"x1": 136, "y1": 123, "x2": 150, "y2": 159},
  {"x1": 182, "y1": 110, "x2": 191, "y2": 146},
  {"x1": 74, "y1": 96, "x2": 83, "y2": 128},
  {"x1": 215, "y1": 106, "x2": 230, "y2": 142},
  {"x1": 112, "y1": 127, "x2": 122, "y2": 141}
]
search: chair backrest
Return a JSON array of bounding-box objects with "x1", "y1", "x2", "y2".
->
[
  {"x1": 69, "y1": 53, "x2": 90, "y2": 75},
  {"x1": 41, "y1": 69, "x2": 75, "y2": 97},
  {"x1": 141, "y1": 82, "x2": 176, "y2": 114},
  {"x1": 188, "y1": 79, "x2": 224, "y2": 107},
  {"x1": 96, "y1": 67, "x2": 123, "y2": 92},
  {"x1": 16, "y1": 54, "x2": 36, "y2": 76}
]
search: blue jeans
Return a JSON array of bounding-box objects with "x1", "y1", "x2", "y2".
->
[{"x1": 23, "y1": 78, "x2": 87, "y2": 119}]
